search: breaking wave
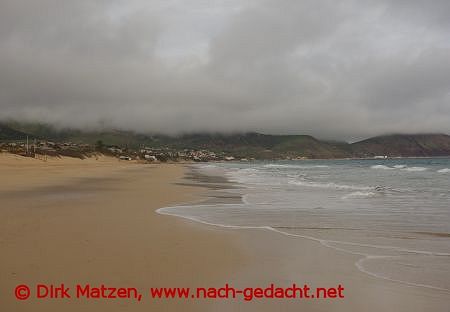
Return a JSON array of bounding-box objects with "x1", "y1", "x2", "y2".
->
[
  {"x1": 263, "y1": 164, "x2": 329, "y2": 169},
  {"x1": 403, "y1": 167, "x2": 428, "y2": 172},
  {"x1": 288, "y1": 180, "x2": 372, "y2": 191},
  {"x1": 342, "y1": 191, "x2": 377, "y2": 199},
  {"x1": 371, "y1": 165, "x2": 395, "y2": 170}
]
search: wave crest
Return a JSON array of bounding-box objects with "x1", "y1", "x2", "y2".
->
[
  {"x1": 403, "y1": 167, "x2": 428, "y2": 172},
  {"x1": 371, "y1": 165, "x2": 395, "y2": 170}
]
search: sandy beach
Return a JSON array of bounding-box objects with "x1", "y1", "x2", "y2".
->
[
  {"x1": 0, "y1": 154, "x2": 244, "y2": 311},
  {"x1": 1, "y1": 154, "x2": 449, "y2": 311}
]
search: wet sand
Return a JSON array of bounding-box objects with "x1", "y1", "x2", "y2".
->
[
  {"x1": 160, "y1": 165, "x2": 450, "y2": 312},
  {"x1": 1, "y1": 154, "x2": 449, "y2": 311}
]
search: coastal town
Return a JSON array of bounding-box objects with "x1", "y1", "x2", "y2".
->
[{"x1": 0, "y1": 139, "x2": 238, "y2": 162}]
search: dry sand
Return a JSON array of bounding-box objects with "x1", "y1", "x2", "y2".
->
[
  {"x1": 1, "y1": 153, "x2": 449, "y2": 311},
  {"x1": 0, "y1": 153, "x2": 244, "y2": 311}
]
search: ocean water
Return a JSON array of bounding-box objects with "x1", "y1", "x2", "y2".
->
[{"x1": 158, "y1": 158, "x2": 450, "y2": 291}]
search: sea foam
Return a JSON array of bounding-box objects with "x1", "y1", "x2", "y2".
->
[
  {"x1": 263, "y1": 164, "x2": 329, "y2": 169},
  {"x1": 342, "y1": 191, "x2": 377, "y2": 199},
  {"x1": 371, "y1": 165, "x2": 395, "y2": 170},
  {"x1": 288, "y1": 180, "x2": 372, "y2": 191},
  {"x1": 403, "y1": 167, "x2": 428, "y2": 172}
]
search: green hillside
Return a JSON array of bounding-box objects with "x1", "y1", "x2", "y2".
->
[
  {"x1": 2, "y1": 121, "x2": 450, "y2": 158},
  {"x1": 0, "y1": 123, "x2": 32, "y2": 141}
]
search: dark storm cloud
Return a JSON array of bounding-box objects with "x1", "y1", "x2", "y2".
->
[{"x1": 0, "y1": 0, "x2": 449, "y2": 140}]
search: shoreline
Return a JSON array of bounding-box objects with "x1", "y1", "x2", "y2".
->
[{"x1": 158, "y1": 163, "x2": 450, "y2": 311}]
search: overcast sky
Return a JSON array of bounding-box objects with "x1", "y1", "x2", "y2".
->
[{"x1": 1, "y1": 0, "x2": 449, "y2": 140}]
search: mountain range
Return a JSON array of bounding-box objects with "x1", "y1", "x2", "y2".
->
[{"x1": 1, "y1": 122, "x2": 450, "y2": 159}]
